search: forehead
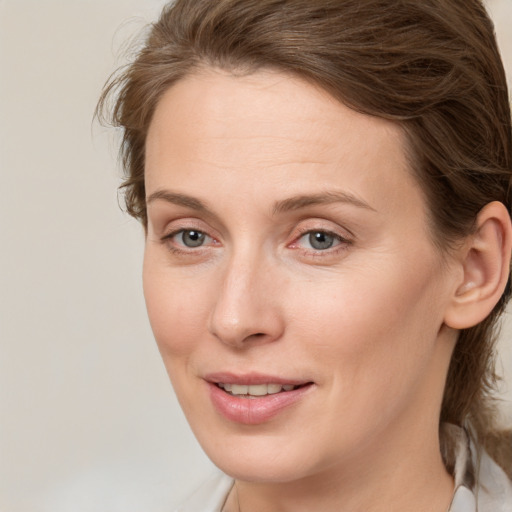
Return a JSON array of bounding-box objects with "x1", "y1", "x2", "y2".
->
[
  {"x1": 147, "y1": 68, "x2": 404, "y2": 157},
  {"x1": 145, "y1": 68, "x2": 423, "y2": 221}
]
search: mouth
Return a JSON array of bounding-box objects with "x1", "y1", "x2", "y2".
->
[
  {"x1": 206, "y1": 375, "x2": 314, "y2": 424},
  {"x1": 216, "y1": 382, "x2": 308, "y2": 398}
]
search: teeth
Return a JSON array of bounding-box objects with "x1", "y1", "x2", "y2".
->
[
  {"x1": 218, "y1": 383, "x2": 299, "y2": 397},
  {"x1": 246, "y1": 384, "x2": 268, "y2": 396},
  {"x1": 267, "y1": 384, "x2": 282, "y2": 394},
  {"x1": 231, "y1": 384, "x2": 249, "y2": 395}
]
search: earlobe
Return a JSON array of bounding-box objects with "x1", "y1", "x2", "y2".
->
[{"x1": 444, "y1": 201, "x2": 512, "y2": 330}]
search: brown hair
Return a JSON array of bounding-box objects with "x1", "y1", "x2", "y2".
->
[{"x1": 97, "y1": 0, "x2": 512, "y2": 475}]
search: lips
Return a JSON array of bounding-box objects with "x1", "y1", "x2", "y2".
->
[{"x1": 205, "y1": 373, "x2": 314, "y2": 424}]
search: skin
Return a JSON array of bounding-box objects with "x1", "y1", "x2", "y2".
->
[{"x1": 143, "y1": 68, "x2": 463, "y2": 512}]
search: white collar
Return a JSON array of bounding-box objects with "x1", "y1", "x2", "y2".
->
[{"x1": 444, "y1": 423, "x2": 512, "y2": 512}]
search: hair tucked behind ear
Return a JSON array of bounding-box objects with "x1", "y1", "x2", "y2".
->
[{"x1": 97, "y1": 0, "x2": 512, "y2": 476}]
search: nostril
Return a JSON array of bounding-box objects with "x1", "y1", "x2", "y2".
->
[{"x1": 241, "y1": 332, "x2": 267, "y2": 343}]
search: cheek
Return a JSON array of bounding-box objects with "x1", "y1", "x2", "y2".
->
[
  {"x1": 291, "y1": 257, "x2": 446, "y2": 386},
  {"x1": 143, "y1": 258, "x2": 210, "y2": 359},
  {"x1": 281, "y1": 265, "x2": 447, "y2": 453}
]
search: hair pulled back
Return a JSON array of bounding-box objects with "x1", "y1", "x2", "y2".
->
[{"x1": 98, "y1": 0, "x2": 512, "y2": 474}]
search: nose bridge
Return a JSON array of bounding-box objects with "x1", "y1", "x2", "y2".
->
[{"x1": 208, "y1": 245, "x2": 283, "y2": 347}]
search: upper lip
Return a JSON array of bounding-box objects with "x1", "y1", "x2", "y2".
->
[{"x1": 204, "y1": 372, "x2": 312, "y2": 386}]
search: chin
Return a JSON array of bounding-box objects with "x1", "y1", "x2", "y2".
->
[
  {"x1": 194, "y1": 427, "x2": 325, "y2": 483},
  {"x1": 212, "y1": 452, "x2": 311, "y2": 483}
]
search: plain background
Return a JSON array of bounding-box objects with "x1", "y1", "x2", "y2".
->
[{"x1": 1, "y1": 1, "x2": 511, "y2": 510}]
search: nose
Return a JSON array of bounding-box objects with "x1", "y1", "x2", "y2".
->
[{"x1": 207, "y1": 252, "x2": 285, "y2": 348}]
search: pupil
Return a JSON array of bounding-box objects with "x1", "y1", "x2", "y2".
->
[
  {"x1": 309, "y1": 232, "x2": 334, "y2": 250},
  {"x1": 183, "y1": 230, "x2": 205, "y2": 247}
]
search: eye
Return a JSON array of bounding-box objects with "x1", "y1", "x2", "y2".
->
[
  {"x1": 166, "y1": 229, "x2": 213, "y2": 248},
  {"x1": 180, "y1": 230, "x2": 207, "y2": 247},
  {"x1": 294, "y1": 230, "x2": 347, "y2": 251},
  {"x1": 304, "y1": 231, "x2": 338, "y2": 250}
]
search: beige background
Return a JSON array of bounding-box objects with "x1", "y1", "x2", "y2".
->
[{"x1": 1, "y1": 1, "x2": 511, "y2": 510}]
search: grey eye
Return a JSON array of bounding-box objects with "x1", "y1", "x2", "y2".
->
[
  {"x1": 181, "y1": 230, "x2": 206, "y2": 247},
  {"x1": 308, "y1": 231, "x2": 336, "y2": 250}
]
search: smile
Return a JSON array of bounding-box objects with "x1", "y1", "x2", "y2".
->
[
  {"x1": 207, "y1": 377, "x2": 314, "y2": 424},
  {"x1": 216, "y1": 383, "x2": 300, "y2": 397}
]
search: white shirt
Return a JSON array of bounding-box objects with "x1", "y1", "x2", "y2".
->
[
  {"x1": 175, "y1": 426, "x2": 512, "y2": 512},
  {"x1": 446, "y1": 424, "x2": 512, "y2": 512}
]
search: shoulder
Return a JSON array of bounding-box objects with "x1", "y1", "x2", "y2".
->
[{"x1": 173, "y1": 471, "x2": 234, "y2": 512}]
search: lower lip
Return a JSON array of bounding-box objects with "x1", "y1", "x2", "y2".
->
[{"x1": 207, "y1": 382, "x2": 313, "y2": 425}]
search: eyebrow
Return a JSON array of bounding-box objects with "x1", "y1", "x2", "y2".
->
[
  {"x1": 146, "y1": 189, "x2": 376, "y2": 215},
  {"x1": 147, "y1": 190, "x2": 208, "y2": 212},
  {"x1": 272, "y1": 191, "x2": 376, "y2": 215}
]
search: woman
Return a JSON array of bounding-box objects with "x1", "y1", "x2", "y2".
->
[{"x1": 98, "y1": 0, "x2": 512, "y2": 510}]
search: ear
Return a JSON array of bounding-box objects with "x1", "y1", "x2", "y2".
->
[{"x1": 444, "y1": 201, "x2": 512, "y2": 330}]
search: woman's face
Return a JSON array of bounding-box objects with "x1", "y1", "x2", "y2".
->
[{"x1": 143, "y1": 69, "x2": 458, "y2": 482}]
